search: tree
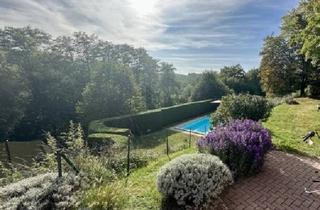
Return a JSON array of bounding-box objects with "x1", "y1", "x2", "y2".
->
[
  {"x1": 281, "y1": 0, "x2": 319, "y2": 96},
  {"x1": 159, "y1": 63, "x2": 179, "y2": 107},
  {"x1": 219, "y1": 64, "x2": 247, "y2": 93},
  {"x1": 0, "y1": 26, "x2": 184, "y2": 140},
  {"x1": 0, "y1": 54, "x2": 30, "y2": 140},
  {"x1": 191, "y1": 71, "x2": 230, "y2": 101},
  {"x1": 77, "y1": 62, "x2": 144, "y2": 123},
  {"x1": 282, "y1": 0, "x2": 320, "y2": 67},
  {"x1": 300, "y1": 0, "x2": 320, "y2": 66},
  {"x1": 259, "y1": 36, "x2": 299, "y2": 96},
  {"x1": 246, "y1": 68, "x2": 263, "y2": 95}
]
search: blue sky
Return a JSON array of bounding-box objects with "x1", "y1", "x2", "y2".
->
[{"x1": 0, "y1": 0, "x2": 299, "y2": 74}]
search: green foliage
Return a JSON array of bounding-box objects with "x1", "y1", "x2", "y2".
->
[
  {"x1": 259, "y1": 35, "x2": 299, "y2": 97},
  {"x1": 300, "y1": 0, "x2": 320, "y2": 66},
  {"x1": 245, "y1": 68, "x2": 264, "y2": 95},
  {"x1": 82, "y1": 181, "x2": 128, "y2": 210},
  {"x1": 159, "y1": 63, "x2": 180, "y2": 107},
  {"x1": 77, "y1": 62, "x2": 144, "y2": 123},
  {"x1": 0, "y1": 162, "x2": 24, "y2": 187},
  {"x1": 266, "y1": 0, "x2": 320, "y2": 97},
  {"x1": 89, "y1": 99, "x2": 217, "y2": 136},
  {"x1": 0, "y1": 53, "x2": 30, "y2": 140},
  {"x1": 306, "y1": 83, "x2": 320, "y2": 97},
  {"x1": 0, "y1": 26, "x2": 191, "y2": 140},
  {"x1": 219, "y1": 65, "x2": 263, "y2": 95},
  {"x1": 282, "y1": 0, "x2": 320, "y2": 66},
  {"x1": 212, "y1": 94, "x2": 273, "y2": 125},
  {"x1": 191, "y1": 71, "x2": 230, "y2": 101},
  {"x1": 157, "y1": 153, "x2": 233, "y2": 209}
]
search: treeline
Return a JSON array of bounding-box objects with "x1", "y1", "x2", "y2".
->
[
  {"x1": 260, "y1": 0, "x2": 320, "y2": 97},
  {"x1": 0, "y1": 27, "x2": 262, "y2": 141}
]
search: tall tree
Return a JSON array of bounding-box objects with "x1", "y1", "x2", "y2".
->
[
  {"x1": 159, "y1": 63, "x2": 179, "y2": 107},
  {"x1": 260, "y1": 36, "x2": 298, "y2": 96},
  {"x1": 191, "y1": 71, "x2": 230, "y2": 101},
  {"x1": 77, "y1": 62, "x2": 144, "y2": 123},
  {"x1": 281, "y1": 0, "x2": 319, "y2": 95},
  {"x1": 246, "y1": 68, "x2": 263, "y2": 95},
  {"x1": 219, "y1": 64, "x2": 247, "y2": 93},
  {"x1": 0, "y1": 53, "x2": 30, "y2": 140}
]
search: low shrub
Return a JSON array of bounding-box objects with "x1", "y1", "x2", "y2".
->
[
  {"x1": 285, "y1": 96, "x2": 299, "y2": 105},
  {"x1": 81, "y1": 181, "x2": 128, "y2": 210},
  {"x1": 212, "y1": 94, "x2": 273, "y2": 125},
  {"x1": 107, "y1": 153, "x2": 150, "y2": 175},
  {"x1": 157, "y1": 153, "x2": 233, "y2": 209},
  {"x1": 0, "y1": 173, "x2": 81, "y2": 210},
  {"x1": 198, "y1": 119, "x2": 272, "y2": 178},
  {"x1": 268, "y1": 95, "x2": 298, "y2": 106}
]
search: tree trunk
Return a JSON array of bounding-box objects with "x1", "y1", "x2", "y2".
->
[{"x1": 300, "y1": 79, "x2": 306, "y2": 97}]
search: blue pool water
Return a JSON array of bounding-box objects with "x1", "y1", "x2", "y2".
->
[{"x1": 176, "y1": 115, "x2": 212, "y2": 135}]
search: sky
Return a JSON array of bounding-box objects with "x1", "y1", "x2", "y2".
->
[{"x1": 0, "y1": 0, "x2": 299, "y2": 74}]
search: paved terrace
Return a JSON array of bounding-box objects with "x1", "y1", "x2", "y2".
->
[{"x1": 220, "y1": 150, "x2": 320, "y2": 210}]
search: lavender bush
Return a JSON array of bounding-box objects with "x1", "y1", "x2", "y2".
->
[{"x1": 198, "y1": 119, "x2": 272, "y2": 178}]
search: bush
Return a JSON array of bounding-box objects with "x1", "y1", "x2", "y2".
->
[
  {"x1": 0, "y1": 173, "x2": 81, "y2": 210},
  {"x1": 268, "y1": 95, "x2": 299, "y2": 106},
  {"x1": 198, "y1": 120, "x2": 272, "y2": 178},
  {"x1": 157, "y1": 153, "x2": 233, "y2": 209},
  {"x1": 284, "y1": 96, "x2": 299, "y2": 105},
  {"x1": 212, "y1": 94, "x2": 272, "y2": 125},
  {"x1": 81, "y1": 181, "x2": 128, "y2": 210}
]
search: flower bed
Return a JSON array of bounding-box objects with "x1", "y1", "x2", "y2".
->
[{"x1": 198, "y1": 119, "x2": 272, "y2": 178}]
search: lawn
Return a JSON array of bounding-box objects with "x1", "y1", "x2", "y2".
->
[
  {"x1": 132, "y1": 128, "x2": 199, "y2": 156},
  {"x1": 120, "y1": 148, "x2": 197, "y2": 210},
  {"x1": 86, "y1": 129, "x2": 200, "y2": 210},
  {"x1": 263, "y1": 97, "x2": 320, "y2": 157}
]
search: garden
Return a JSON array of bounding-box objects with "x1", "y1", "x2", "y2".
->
[
  {"x1": 3, "y1": 93, "x2": 320, "y2": 210},
  {"x1": 1, "y1": 0, "x2": 320, "y2": 209}
]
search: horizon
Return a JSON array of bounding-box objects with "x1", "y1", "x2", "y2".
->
[{"x1": 0, "y1": 0, "x2": 299, "y2": 74}]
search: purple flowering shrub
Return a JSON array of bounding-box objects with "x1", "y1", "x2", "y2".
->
[{"x1": 197, "y1": 119, "x2": 272, "y2": 178}]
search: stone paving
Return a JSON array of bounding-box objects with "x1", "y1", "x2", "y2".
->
[{"x1": 220, "y1": 150, "x2": 320, "y2": 210}]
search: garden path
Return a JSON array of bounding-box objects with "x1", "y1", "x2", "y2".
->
[{"x1": 220, "y1": 150, "x2": 320, "y2": 210}]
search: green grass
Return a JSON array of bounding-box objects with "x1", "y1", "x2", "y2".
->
[
  {"x1": 132, "y1": 128, "x2": 199, "y2": 156},
  {"x1": 120, "y1": 148, "x2": 197, "y2": 210},
  {"x1": 83, "y1": 128, "x2": 200, "y2": 210},
  {"x1": 263, "y1": 97, "x2": 320, "y2": 157}
]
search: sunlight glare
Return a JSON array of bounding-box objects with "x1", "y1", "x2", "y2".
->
[{"x1": 128, "y1": 0, "x2": 159, "y2": 16}]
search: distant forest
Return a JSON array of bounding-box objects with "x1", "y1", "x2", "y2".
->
[{"x1": 0, "y1": 27, "x2": 261, "y2": 141}]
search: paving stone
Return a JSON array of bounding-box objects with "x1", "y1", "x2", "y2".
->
[{"x1": 220, "y1": 150, "x2": 320, "y2": 210}]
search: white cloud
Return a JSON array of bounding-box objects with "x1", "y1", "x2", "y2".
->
[{"x1": 0, "y1": 0, "x2": 298, "y2": 73}]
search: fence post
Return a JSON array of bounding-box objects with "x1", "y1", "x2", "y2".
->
[
  {"x1": 4, "y1": 140, "x2": 11, "y2": 163},
  {"x1": 60, "y1": 153, "x2": 79, "y2": 174},
  {"x1": 127, "y1": 132, "x2": 131, "y2": 177},
  {"x1": 189, "y1": 129, "x2": 191, "y2": 148},
  {"x1": 166, "y1": 130, "x2": 169, "y2": 156},
  {"x1": 57, "y1": 150, "x2": 62, "y2": 177}
]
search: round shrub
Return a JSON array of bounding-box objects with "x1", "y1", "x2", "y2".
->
[
  {"x1": 198, "y1": 119, "x2": 272, "y2": 178},
  {"x1": 212, "y1": 94, "x2": 273, "y2": 125},
  {"x1": 157, "y1": 154, "x2": 233, "y2": 209}
]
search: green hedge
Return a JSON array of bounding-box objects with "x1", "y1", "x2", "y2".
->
[
  {"x1": 88, "y1": 99, "x2": 218, "y2": 145},
  {"x1": 88, "y1": 120, "x2": 130, "y2": 149}
]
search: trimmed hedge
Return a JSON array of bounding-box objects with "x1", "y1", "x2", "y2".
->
[{"x1": 88, "y1": 99, "x2": 218, "y2": 145}]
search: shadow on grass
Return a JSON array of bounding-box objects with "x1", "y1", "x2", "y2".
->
[
  {"x1": 268, "y1": 132, "x2": 319, "y2": 159},
  {"x1": 132, "y1": 129, "x2": 188, "y2": 149}
]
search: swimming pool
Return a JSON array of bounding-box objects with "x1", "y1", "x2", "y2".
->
[{"x1": 175, "y1": 115, "x2": 212, "y2": 135}]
